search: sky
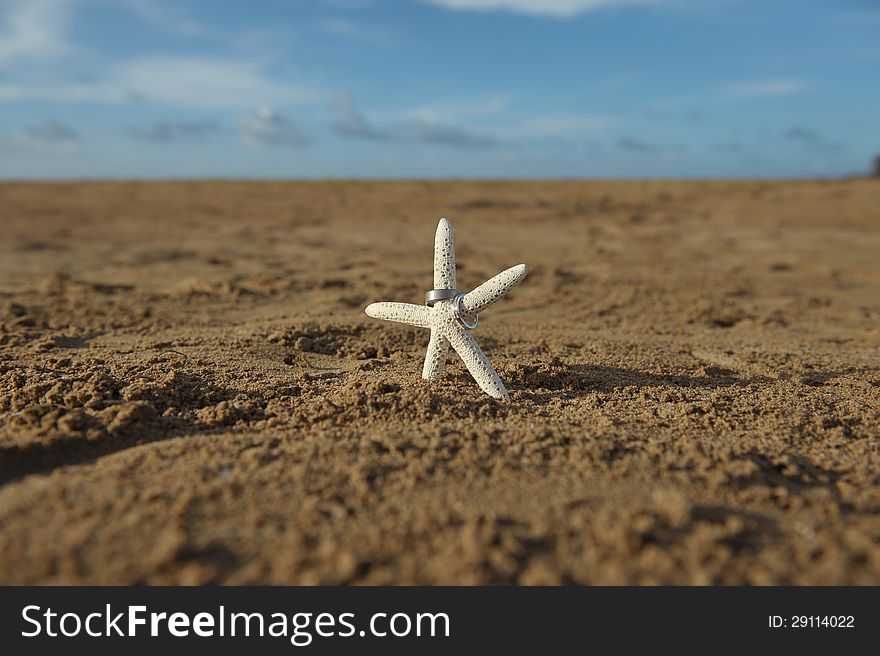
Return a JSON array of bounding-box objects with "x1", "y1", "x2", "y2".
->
[{"x1": 0, "y1": 0, "x2": 877, "y2": 179}]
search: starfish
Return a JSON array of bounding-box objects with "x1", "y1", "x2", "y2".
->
[{"x1": 365, "y1": 217, "x2": 527, "y2": 400}]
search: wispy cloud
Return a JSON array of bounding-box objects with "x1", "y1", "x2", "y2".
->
[
  {"x1": 406, "y1": 119, "x2": 500, "y2": 148},
  {"x1": 618, "y1": 135, "x2": 682, "y2": 157},
  {"x1": 332, "y1": 92, "x2": 392, "y2": 140},
  {"x1": 333, "y1": 93, "x2": 501, "y2": 147},
  {"x1": 129, "y1": 119, "x2": 221, "y2": 143},
  {"x1": 339, "y1": 100, "x2": 606, "y2": 147},
  {"x1": 0, "y1": 0, "x2": 208, "y2": 71},
  {"x1": 721, "y1": 78, "x2": 809, "y2": 99},
  {"x1": 399, "y1": 96, "x2": 508, "y2": 124},
  {"x1": 783, "y1": 126, "x2": 843, "y2": 153},
  {"x1": 0, "y1": 56, "x2": 317, "y2": 108},
  {"x1": 0, "y1": 0, "x2": 314, "y2": 109},
  {"x1": 618, "y1": 135, "x2": 659, "y2": 152},
  {"x1": 784, "y1": 126, "x2": 820, "y2": 143},
  {"x1": 0, "y1": 77, "x2": 129, "y2": 103},
  {"x1": 24, "y1": 119, "x2": 78, "y2": 151},
  {"x1": 242, "y1": 106, "x2": 309, "y2": 148},
  {"x1": 117, "y1": 0, "x2": 212, "y2": 37},
  {"x1": 319, "y1": 17, "x2": 396, "y2": 45},
  {"x1": 1, "y1": 119, "x2": 79, "y2": 154},
  {"x1": 509, "y1": 113, "x2": 609, "y2": 139},
  {"x1": 120, "y1": 56, "x2": 315, "y2": 108},
  {"x1": 0, "y1": 0, "x2": 74, "y2": 68},
  {"x1": 421, "y1": 0, "x2": 657, "y2": 18}
]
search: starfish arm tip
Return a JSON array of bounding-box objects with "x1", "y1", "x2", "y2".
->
[
  {"x1": 462, "y1": 263, "x2": 529, "y2": 314},
  {"x1": 511, "y1": 263, "x2": 528, "y2": 281},
  {"x1": 433, "y1": 217, "x2": 456, "y2": 289},
  {"x1": 444, "y1": 323, "x2": 510, "y2": 400},
  {"x1": 365, "y1": 301, "x2": 432, "y2": 327}
]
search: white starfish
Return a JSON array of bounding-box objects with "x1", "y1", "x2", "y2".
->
[{"x1": 365, "y1": 217, "x2": 527, "y2": 400}]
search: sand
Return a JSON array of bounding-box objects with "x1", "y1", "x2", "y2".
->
[{"x1": 1, "y1": 179, "x2": 878, "y2": 585}]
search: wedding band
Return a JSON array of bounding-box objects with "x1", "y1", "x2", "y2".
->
[
  {"x1": 453, "y1": 293, "x2": 479, "y2": 330},
  {"x1": 425, "y1": 288, "x2": 460, "y2": 307}
]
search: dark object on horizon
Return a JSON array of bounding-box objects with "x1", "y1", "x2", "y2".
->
[{"x1": 874, "y1": 156, "x2": 880, "y2": 177}]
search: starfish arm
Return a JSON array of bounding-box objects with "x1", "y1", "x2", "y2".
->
[
  {"x1": 365, "y1": 302, "x2": 432, "y2": 328},
  {"x1": 443, "y1": 322, "x2": 510, "y2": 400},
  {"x1": 421, "y1": 329, "x2": 450, "y2": 380},
  {"x1": 461, "y1": 264, "x2": 528, "y2": 314},
  {"x1": 433, "y1": 217, "x2": 457, "y2": 290}
]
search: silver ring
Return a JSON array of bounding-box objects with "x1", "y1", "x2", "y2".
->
[
  {"x1": 425, "y1": 288, "x2": 460, "y2": 307},
  {"x1": 453, "y1": 293, "x2": 478, "y2": 330}
]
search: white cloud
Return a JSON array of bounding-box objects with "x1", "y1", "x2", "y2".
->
[
  {"x1": 400, "y1": 96, "x2": 508, "y2": 124},
  {"x1": 0, "y1": 0, "x2": 315, "y2": 109},
  {"x1": 0, "y1": 0, "x2": 74, "y2": 68},
  {"x1": 721, "y1": 79, "x2": 809, "y2": 99},
  {"x1": 0, "y1": 78, "x2": 126, "y2": 103},
  {"x1": 421, "y1": 0, "x2": 657, "y2": 18},
  {"x1": 0, "y1": 56, "x2": 317, "y2": 108},
  {"x1": 119, "y1": 56, "x2": 315, "y2": 108},
  {"x1": 0, "y1": 0, "x2": 211, "y2": 70},
  {"x1": 332, "y1": 95, "x2": 610, "y2": 147},
  {"x1": 114, "y1": 0, "x2": 211, "y2": 37},
  {"x1": 242, "y1": 106, "x2": 309, "y2": 148}
]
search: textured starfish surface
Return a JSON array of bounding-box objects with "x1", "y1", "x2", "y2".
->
[{"x1": 365, "y1": 218, "x2": 527, "y2": 399}]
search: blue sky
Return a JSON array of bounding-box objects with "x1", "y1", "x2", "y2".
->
[{"x1": 0, "y1": 0, "x2": 877, "y2": 178}]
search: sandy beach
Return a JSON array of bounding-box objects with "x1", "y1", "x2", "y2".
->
[{"x1": 1, "y1": 179, "x2": 878, "y2": 584}]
